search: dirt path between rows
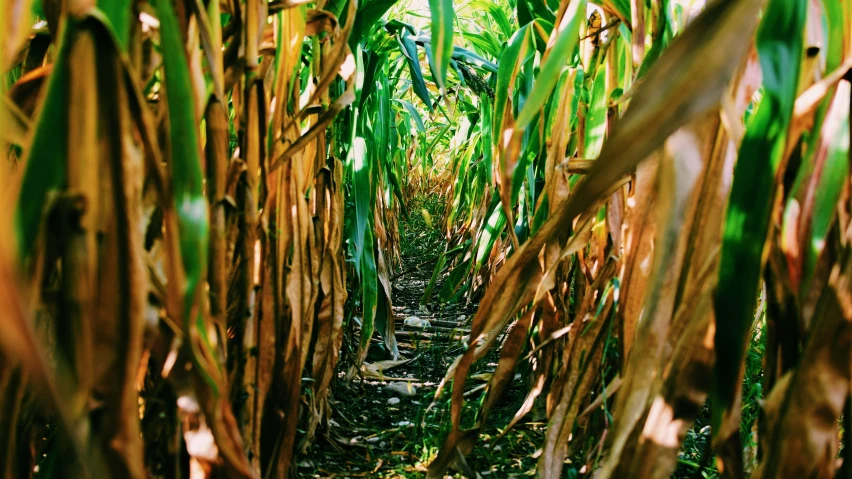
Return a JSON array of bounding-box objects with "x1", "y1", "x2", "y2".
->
[
  {"x1": 297, "y1": 255, "x2": 476, "y2": 477},
  {"x1": 298, "y1": 219, "x2": 543, "y2": 479}
]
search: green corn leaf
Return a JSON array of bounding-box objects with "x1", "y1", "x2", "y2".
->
[
  {"x1": 470, "y1": 0, "x2": 513, "y2": 39},
  {"x1": 386, "y1": 164, "x2": 409, "y2": 220},
  {"x1": 156, "y1": 0, "x2": 209, "y2": 320},
  {"x1": 385, "y1": 18, "x2": 417, "y2": 35},
  {"x1": 421, "y1": 252, "x2": 447, "y2": 305},
  {"x1": 822, "y1": 0, "x2": 846, "y2": 73},
  {"x1": 359, "y1": 50, "x2": 382, "y2": 108},
  {"x1": 635, "y1": 0, "x2": 670, "y2": 80},
  {"x1": 359, "y1": 229, "x2": 379, "y2": 358},
  {"x1": 438, "y1": 255, "x2": 470, "y2": 301},
  {"x1": 471, "y1": 198, "x2": 507, "y2": 279},
  {"x1": 584, "y1": 61, "x2": 607, "y2": 158},
  {"x1": 351, "y1": 135, "x2": 370, "y2": 273},
  {"x1": 529, "y1": 18, "x2": 553, "y2": 53},
  {"x1": 523, "y1": 0, "x2": 555, "y2": 24},
  {"x1": 517, "y1": 0, "x2": 533, "y2": 26},
  {"x1": 782, "y1": 0, "x2": 850, "y2": 295},
  {"x1": 712, "y1": 0, "x2": 807, "y2": 428},
  {"x1": 493, "y1": 24, "x2": 533, "y2": 150},
  {"x1": 514, "y1": 0, "x2": 585, "y2": 129},
  {"x1": 510, "y1": 122, "x2": 540, "y2": 205},
  {"x1": 458, "y1": 33, "x2": 498, "y2": 59},
  {"x1": 450, "y1": 58, "x2": 467, "y2": 86},
  {"x1": 423, "y1": 40, "x2": 436, "y2": 84},
  {"x1": 350, "y1": 0, "x2": 400, "y2": 47},
  {"x1": 453, "y1": 49, "x2": 498, "y2": 74},
  {"x1": 98, "y1": 0, "x2": 133, "y2": 49},
  {"x1": 806, "y1": 83, "x2": 850, "y2": 290},
  {"x1": 483, "y1": 30, "x2": 506, "y2": 57},
  {"x1": 425, "y1": 122, "x2": 453, "y2": 156},
  {"x1": 396, "y1": 99, "x2": 427, "y2": 135},
  {"x1": 428, "y1": 0, "x2": 454, "y2": 93},
  {"x1": 397, "y1": 31, "x2": 433, "y2": 111},
  {"x1": 376, "y1": 54, "x2": 392, "y2": 156},
  {"x1": 610, "y1": 0, "x2": 630, "y2": 21},
  {"x1": 154, "y1": 1, "x2": 221, "y2": 398}
]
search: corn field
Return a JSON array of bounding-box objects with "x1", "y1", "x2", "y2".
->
[{"x1": 0, "y1": 0, "x2": 851, "y2": 477}]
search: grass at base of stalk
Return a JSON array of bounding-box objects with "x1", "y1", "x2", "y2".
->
[{"x1": 400, "y1": 194, "x2": 446, "y2": 260}]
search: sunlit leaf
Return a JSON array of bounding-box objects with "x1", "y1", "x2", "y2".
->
[
  {"x1": 428, "y1": 0, "x2": 453, "y2": 93},
  {"x1": 712, "y1": 0, "x2": 807, "y2": 429}
]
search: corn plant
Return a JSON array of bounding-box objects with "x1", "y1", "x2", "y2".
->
[{"x1": 0, "y1": 0, "x2": 383, "y2": 476}]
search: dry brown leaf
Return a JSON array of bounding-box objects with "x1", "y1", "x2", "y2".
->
[
  {"x1": 539, "y1": 262, "x2": 617, "y2": 476},
  {"x1": 752, "y1": 240, "x2": 852, "y2": 478}
]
